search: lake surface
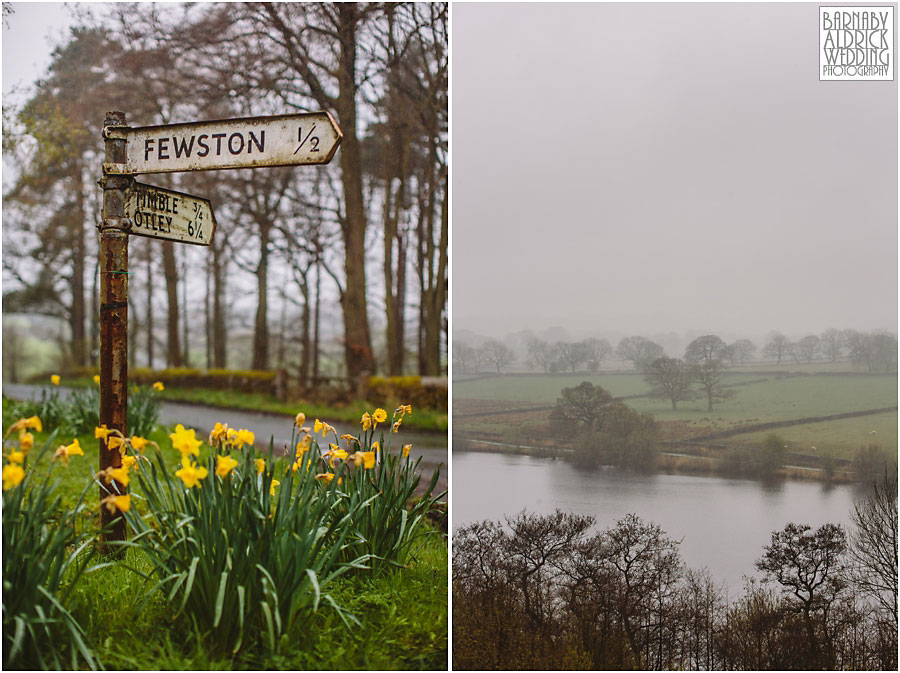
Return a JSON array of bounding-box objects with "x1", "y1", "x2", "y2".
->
[{"x1": 453, "y1": 450, "x2": 860, "y2": 594}]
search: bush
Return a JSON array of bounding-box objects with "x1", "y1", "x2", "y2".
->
[{"x1": 366, "y1": 376, "x2": 447, "y2": 410}]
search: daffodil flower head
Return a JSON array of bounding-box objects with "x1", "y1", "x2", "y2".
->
[
  {"x1": 53, "y1": 439, "x2": 84, "y2": 465},
  {"x1": 5, "y1": 416, "x2": 42, "y2": 438},
  {"x1": 18, "y1": 431, "x2": 34, "y2": 453},
  {"x1": 371, "y1": 441, "x2": 380, "y2": 453},
  {"x1": 93, "y1": 374, "x2": 101, "y2": 385},
  {"x1": 269, "y1": 479, "x2": 280, "y2": 496},
  {"x1": 2, "y1": 464, "x2": 25, "y2": 490},
  {"x1": 7, "y1": 451, "x2": 25, "y2": 465},
  {"x1": 95, "y1": 425, "x2": 114, "y2": 440},
  {"x1": 50, "y1": 374, "x2": 60, "y2": 386},
  {"x1": 121, "y1": 455, "x2": 138, "y2": 470},
  {"x1": 402, "y1": 444, "x2": 411, "y2": 458},
  {"x1": 100, "y1": 465, "x2": 131, "y2": 488},
  {"x1": 215, "y1": 454, "x2": 239, "y2": 478},
  {"x1": 100, "y1": 494, "x2": 131, "y2": 513},
  {"x1": 231, "y1": 428, "x2": 255, "y2": 450},
  {"x1": 152, "y1": 381, "x2": 165, "y2": 391},
  {"x1": 255, "y1": 458, "x2": 266, "y2": 474},
  {"x1": 350, "y1": 451, "x2": 376, "y2": 469},
  {"x1": 294, "y1": 412, "x2": 306, "y2": 428},
  {"x1": 361, "y1": 412, "x2": 372, "y2": 432},
  {"x1": 130, "y1": 436, "x2": 149, "y2": 453},
  {"x1": 169, "y1": 424, "x2": 201, "y2": 457},
  {"x1": 175, "y1": 459, "x2": 208, "y2": 488},
  {"x1": 391, "y1": 420, "x2": 402, "y2": 433},
  {"x1": 372, "y1": 408, "x2": 388, "y2": 424},
  {"x1": 107, "y1": 436, "x2": 126, "y2": 453},
  {"x1": 314, "y1": 472, "x2": 335, "y2": 485}
]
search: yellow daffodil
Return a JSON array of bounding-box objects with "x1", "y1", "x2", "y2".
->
[
  {"x1": 93, "y1": 374, "x2": 101, "y2": 385},
  {"x1": 2, "y1": 464, "x2": 25, "y2": 490},
  {"x1": 350, "y1": 451, "x2": 376, "y2": 469},
  {"x1": 294, "y1": 412, "x2": 306, "y2": 428},
  {"x1": 373, "y1": 408, "x2": 388, "y2": 424},
  {"x1": 5, "y1": 416, "x2": 42, "y2": 437},
  {"x1": 269, "y1": 479, "x2": 280, "y2": 496},
  {"x1": 18, "y1": 432, "x2": 34, "y2": 453},
  {"x1": 100, "y1": 494, "x2": 131, "y2": 513},
  {"x1": 99, "y1": 465, "x2": 131, "y2": 488},
  {"x1": 152, "y1": 381, "x2": 165, "y2": 391},
  {"x1": 50, "y1": 374, "x2": 60, "y2": 386},
  {"x1": 339, "y1": 433, "x2": 358, "y2": 443},
  {"x1": 323, "y1": 446, "x2": 348, "y2": 467},
  {"x1": 361, "y1": 412, "x2": 372, "y2": 431},
  {"x1": 313, "y1": 419, "x2": 324, "y2": 435},
  {"x1": 255, "y1": 458, "x2": 266, "y2": 474},
  {"x1": 130, "y1": 436, "x2": 149, "y2": 452},
  {"x1": 296, "y1": 436, "x2": 311, "y2": 457},
  {"x1": 107, "y1": 436, "x2": 126, "y2": 452},
  {"x1": 392, "y1": 420, "x2": 402, "y2": 433},
  {"x1": 291, "y1": 459, "x2": 302, "y2": 473},
  {"x1": 7, "y1": 451, "x2": 25, "y2": 465},
  {"x1": 371, "y1": 441, "x2": 380, "y2": 453},
  {"x1": 95, "y1": 425, "x2": 113, "y2": 440},
  {"x1": 231, "y1": 428, "x2": 255, "y2": 449},
  {"x1": 215, "y1": 454, "x2": 239, "y2": 478},
  {"x1": 169, "y1": 424, "x2": 201, "y2": 457},
  {"x1": 175, "y1": 457, "x2": 208, "y2": 488},
  {"x1": 395, "y1": 404, "x2": 412, "y2": 417},
  {"x1": 121, "y1": 455, "x2": 138, "y2": 470},
  {"x1": 402, "y1": 444, "x2": 411, "y2": 458},
  {"x1": 314, "y1": 472, "x2": 335, "y2": 485},
  {"x1": 53, "y1": 439, "x2": 84, "y2": 465}
]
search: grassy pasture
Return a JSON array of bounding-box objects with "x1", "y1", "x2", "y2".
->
[
  {"x1": 454, "y1": 372, "x2": 897, "y2": 460},
  {"x1": 724, "y1": 411, "x2": 897, "y2": 459}
]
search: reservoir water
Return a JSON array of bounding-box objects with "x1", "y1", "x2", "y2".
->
[{"x1": 453, "y1": 450, "x2": 860, "y2": 593}]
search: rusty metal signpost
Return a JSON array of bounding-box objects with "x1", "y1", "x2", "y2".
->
[{"x1": 97, "y1": 110, "x2": 342, "y2": 549}]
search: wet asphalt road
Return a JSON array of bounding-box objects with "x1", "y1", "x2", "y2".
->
[{"x1": 3, "y1": 384, "x2": 447, "y2": 495}]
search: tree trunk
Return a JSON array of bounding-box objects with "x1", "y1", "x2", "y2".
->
[
  {"x1": 212, "y1": 239, "x2": 226, "y2": 368},
  {"x1": 146, "y1": 247, "x2": 154, "y2": 369},
  {"x1": 251, "y1": 220, "x2": 271, "y2": 370},
  {"x1": 421, "y1": 166, "x2": 448, "y2": 375},
  {"x1": 163, "y1": 241, "x2": 181, "y2": 367},
  {"x1": 336, "y1": 3, "x2": 374, "y2": 379},
  {"x1": 70, "y1": 162, "x2": 86, "y2": 366}
]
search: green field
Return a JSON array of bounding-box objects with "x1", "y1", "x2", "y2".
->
[{"x1": 454, "y1": 371, "x2": 898, "y2": 459}]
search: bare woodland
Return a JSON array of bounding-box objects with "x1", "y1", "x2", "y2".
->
[{"x1": 3, "y1": 2, "x2": 448, "y2": 383}]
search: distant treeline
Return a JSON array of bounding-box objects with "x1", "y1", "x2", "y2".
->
[
  {"x1": 454, "y1": 329, "x2": 898, "y2": 375},
  {"x1": 453, "y1": 473, "x2": 898, "y2": 670}
]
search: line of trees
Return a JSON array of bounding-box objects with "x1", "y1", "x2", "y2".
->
[
  {"x1": 3, "y1": 2, "x2": 448, "y2": 383},
  {"x1": 453, "y1": 327, "x2": 897, "y2": 376},
  {"x1": 453, "y1": 474, "x2": 898, "y2": 670}
]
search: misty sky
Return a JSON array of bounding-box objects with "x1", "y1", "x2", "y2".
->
[{"x1": 452, "y1": 3, "x2": 898, "y2": 341}]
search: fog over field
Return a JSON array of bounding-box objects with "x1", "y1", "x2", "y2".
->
[{"x1": 452, "y1": 3, "x2": 897, "y2": 340}]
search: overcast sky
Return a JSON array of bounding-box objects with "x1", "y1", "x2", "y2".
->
[{"x1": 452, "y1": 3, "x2": 898, "y2": 342}]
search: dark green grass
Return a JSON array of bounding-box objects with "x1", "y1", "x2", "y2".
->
[{"x1": 62, "y1": 537, "x2": 447, "y2": 670}]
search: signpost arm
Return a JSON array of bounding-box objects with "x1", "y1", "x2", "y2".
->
[{"x1": 98, "y1": 111, "x2": 132, "y2": 551}]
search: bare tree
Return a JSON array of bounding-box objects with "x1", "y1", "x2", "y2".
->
[
  {"x1": 684, "y1": 334, "x2": 727, "y2": 366},
  {"x1": 644, "y1": 357, "x2": 694, "y2": 410},
  {"x1": 691, "y1": 361, "x2": 732, "y2": 412},
  {"x1": 480, "y1": 339, "x2": 515, "y2": 373},
  {"x1": 849, "y1": 470, "x2": 898, "y2": 626},
  {"x1": 762, "y1": 331, "x2": 791, "y2": 365},
  {"x1": 617, "y1": 335, "x2": 665, "y2": 371}
]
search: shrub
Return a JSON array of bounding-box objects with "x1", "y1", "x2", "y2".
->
[{"x1": 366, "y1": 376, "x2": 447, "y2": 410}]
